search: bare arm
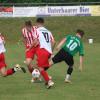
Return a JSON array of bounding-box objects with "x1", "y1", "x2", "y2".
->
[
  {"x1": 56, "y1": 38, "x2": 66, "y2": 51},
  {"x1": 79, "y1": 56, "x2": 84, "y2": 71},
  {"x1": 26, "y1": 38, "x2": 39, "y2": 51},
  {"x1": 0, "y1": 35, "x2": 5, "y2": 44},
  {"x1": 51, "y1": 38, "x2": 56, "y2": 51}
]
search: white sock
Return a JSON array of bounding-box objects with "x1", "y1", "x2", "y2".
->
[
  {"x1": 14, "y1": 67, "x2": 17, "y2": 72},
  {"x1": 66, "y1": 74, "x2": 71, "y2": 80}
]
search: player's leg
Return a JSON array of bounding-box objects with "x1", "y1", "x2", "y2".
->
[
  {"x1": 0, "y1": 64, "x2": 26, "y2": 77},
  {"x1": 36, "y1": 48, "x2": 54, "y2": 88},
  {"x1": 25, "y1": 58, "x2": 34, "y2": 73},
  {"x1": 39, "y1": 67, "x2": 54, "y2": 89},
  {"x1": 0, "y1": 66, "x2": 15, "y2": 77},
  {"x1": 64, "y1": 52, "x2": 74, "y2": 83},
  {"x1": 25, "y1": 48, "x2": 36, "y2": 73},
  {"x1": 0, "y1": 53, "x2": 26, "y2": 77},
  {"x1": 49, "y1": 48, "x2": 65, "y2": 66},
  {"x1": 50, "y1": 48, "x2": 74, "y2": 83}
]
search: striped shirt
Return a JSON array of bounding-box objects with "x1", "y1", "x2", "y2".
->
[
  {"x1": 22, "y1": 26, "x2": 38, "y2": 48},
  {"x1": 0, "y1": 35, "x2": 6, "y2": 54}
]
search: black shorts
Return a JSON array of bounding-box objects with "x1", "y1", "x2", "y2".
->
[{"x1": 52, "y1": 48, "x2": 74, "y2": 66}]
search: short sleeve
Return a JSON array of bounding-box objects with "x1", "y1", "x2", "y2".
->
[
  {"x1": 0, "y1": 37, "x2": 3, "y2": 44},
  {"x1": 50, "y1": 32, "x2": 54, "y2": 42},
  {"x1": 79, "y1": 41, "x2": 84, "y2": 56}
]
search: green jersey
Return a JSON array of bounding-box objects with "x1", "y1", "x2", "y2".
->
[{"x1": 62, "y1": 35, "x2": 84, "y2": 56}]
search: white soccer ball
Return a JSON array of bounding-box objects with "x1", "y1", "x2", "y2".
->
[{"x1": 32, "y1": 69, "x2": 40, "y2": 78}]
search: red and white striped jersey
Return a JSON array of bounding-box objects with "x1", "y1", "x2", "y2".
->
[
  {"x1": 36, "y1": 26, "x2": 54, "y2": 54},
  {"x1": 22, "y1": 26, "x2": 38, "y2": 48},
  {"x1": 0, "y1": 35, "x2": 6, "y2": 54}
]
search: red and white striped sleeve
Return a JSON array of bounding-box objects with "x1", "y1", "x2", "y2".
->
[{"x1": 22, "y1": 28, "x2": 26, "y2": 38}]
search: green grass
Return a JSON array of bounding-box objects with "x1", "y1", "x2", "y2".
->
[
  {"x1": 0, "y1": 17, "x2": 100, "y2": 43},
  {"x1": 0, "y1": 17, "x2": 100, "y2": 100},
  {"x1": 0, "y1": 43, "x2": 100, "y2": 100}
]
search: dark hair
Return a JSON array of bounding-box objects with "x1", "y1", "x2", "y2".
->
[
  {"x1": 36, "y1": 17, "x2": 44, "y2": 23},
  {"x1": 76, "y1": 29, "x2": 85, "y2": 37},
  {"x1": 25, "y1": 20, "x2": 32, "y2": 26}
]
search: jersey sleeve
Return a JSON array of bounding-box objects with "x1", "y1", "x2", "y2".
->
[
  {"x1": 22, "y1": 28, "x2": 26, "y2": 38},
  {"x1": 79, "y1": 41, "x2": 84, "y2": 56},
  {"x1": 50, "y1": 32, "x2": 54, "y2": 42},
  {"x1": 0, "y1": 38, "x2": 2, "y2": 44},
  {"x1": 0, "y1": 36, "x2": 4, "y2": 44}
]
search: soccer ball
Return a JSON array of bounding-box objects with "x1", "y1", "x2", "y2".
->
[{"x1": 32, "y1": 69, "x2": 40, "y2": 79}]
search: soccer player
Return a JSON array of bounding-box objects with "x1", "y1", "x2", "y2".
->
[
  {"x1": 22, "y1": 21, "x2": 39, "y2": 74},
  {"x1": 35, "y1": 18, "x2": 55, "y2": 88},
  {"x1": 0, "y1": 33, "x2": 26, "y2": 77},
  {"x1": 49, "y1": 29, "x2": 84, "y2": 83}
]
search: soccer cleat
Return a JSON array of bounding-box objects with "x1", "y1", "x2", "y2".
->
[
  {"x1": 31, "y1": 78, "x2": 35, "y2": 83},
  {"x1": 65, "y1": 78, "x2": 72, "y2": 83},
  {"x1": 46, "y1": 80, "x2": 54, "y2": 89},
  {"x1": 31, "y1": 77, "x2": 42, "y2": 83},
  {"x1": 14, "y1": 64, "x2": 26, "y2": 73}
]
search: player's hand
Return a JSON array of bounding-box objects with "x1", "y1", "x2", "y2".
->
[
  {"x1": 56, "y1": 47, "x2": 60, "y2": 51},
  {"x1": 51, "y1": 54, "x2": 54, "y2": 58},
  {"x1": 32, "y1": 38, "x2": 39, "y2": 47},
  {"x1": 26, "y1": 48, "x2": 30, "y2": 52}
]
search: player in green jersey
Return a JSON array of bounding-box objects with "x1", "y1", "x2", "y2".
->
[{"x1": 49, "y1": 29, "x2": 85, "y2": 83}]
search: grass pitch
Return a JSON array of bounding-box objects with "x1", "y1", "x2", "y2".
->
[
  {"x1": 0, "y1": 43, "x2": 100, "y2": 100},
  {"x1": 0, "y1": 17, "x2": 100, "y2": 100}
]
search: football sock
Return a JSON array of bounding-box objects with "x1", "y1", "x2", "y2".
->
[
  {"x1": 67, "y1": 66, "x2": 73, "y2": 75},
  {"x1": 66, "y1": 74, "x2": 71, "y2": 80},
  {"x1": 40, "y1": 70, "x2": 49, "y2": 82},
  {"x1": 44, "y1": 67, "x2": 49, "y2": 71},
  {"x1": 6, "y1": 68, "x2": 15, "y2": 76}
]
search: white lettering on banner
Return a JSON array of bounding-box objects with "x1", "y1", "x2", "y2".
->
[
  {"x1": 46, "y1": 6, "x2": 91, "y2": 16},
  {"x1": 48, "y1": 7, "x2": 78, "y2": 14},
  {"x1": 13, "y1": 7, "x2": 38, "y2": 17},
  {"x1": 80, "y1": 6, "x2": 90, "y2": 13}
]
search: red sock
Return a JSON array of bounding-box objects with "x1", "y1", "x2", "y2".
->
[
  {"x1": 6, "y1": 68, "x2": 15, "y2": 76},
  {"x1": 40, "y1": 70, "x2": 49, "y2": 82},
  {"x1": 28, "y1": 66, "x2": 34, "y2": 73}
]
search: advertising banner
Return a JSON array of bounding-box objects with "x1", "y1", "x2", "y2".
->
[
  {"x1": 90, "y1": 5, "x2": 100, "y2": 16},
  {"x1": 13, "y1": 7, "x2": 38, "y2": 17},
  {"x1": 0, "y1": 7, "x2": 13, "y2": 17},
  {"x1": 36, "y1": 6, "x2": 91, "y2": 16},
  {"x1": 0, "y1": 5, "x2": 100, "y2": 17}
]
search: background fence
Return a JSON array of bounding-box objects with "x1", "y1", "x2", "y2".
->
[{"x1": 0, "y1": 1, "x2": 100, "y2": 6}]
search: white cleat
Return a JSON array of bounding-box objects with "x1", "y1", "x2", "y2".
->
[
  {"x1": 65, "y1": 78, "x2": 72, "y2": 83},
  {"x1": 14, "y1": 64, "x2": 26, "y2": 73},
  {"x1": 31, "y1": 78, "x2": 35, "y2": 83},
  {"x1": 47, "y1": 80, "x2": 54, "y2": 89},
  {"x1": 31, "y1": 77, "x2": 42, "y2": 83}
]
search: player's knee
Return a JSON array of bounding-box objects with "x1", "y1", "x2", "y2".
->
[
  {"x1": 1, "y1": 71, "x2": 7, "y2": 77},
  {"x1": 38, "y1": 67, "x2": 44, "y2": 72},
  {"x1": 49, "y1": 59, "x2": 54, "y2": 66},
  {"x1": 26, "y1": 62, "x2": 30, "y2": 66},
  {"x1": 25, "y1": 60, "x2": 31, "y2": 66}
]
